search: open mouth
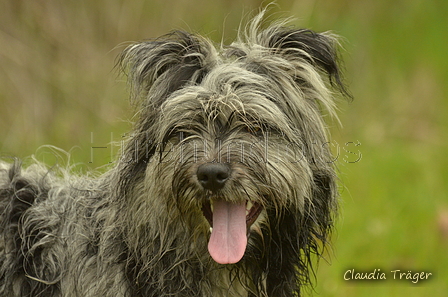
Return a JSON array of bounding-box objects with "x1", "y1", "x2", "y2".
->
[
  {"x1": 201, "y1": 199, "x2": 263, "y2": 229},
  {"x1": 201, "y1": 199, "x2": 263, "y2": 265}
]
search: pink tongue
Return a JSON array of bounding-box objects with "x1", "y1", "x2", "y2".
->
[{"x1": 208, "y1": 200, "x2": 247, "y2": 264}]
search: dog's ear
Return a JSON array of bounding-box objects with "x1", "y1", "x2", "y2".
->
[
  {"x1": 119, "y1": 31, "x2": 217, "y2": 107},
  {"x1": 258, "y1": 27, "x2": 350, "y2": 97}
]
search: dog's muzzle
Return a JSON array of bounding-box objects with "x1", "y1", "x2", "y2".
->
[{"x1": 197, "y1": 163, "x2": 262, "y2": 265}]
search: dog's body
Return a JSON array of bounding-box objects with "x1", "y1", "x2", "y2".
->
[{"x1": 0, "y1": 13, "x2": 349, "y2": 297}]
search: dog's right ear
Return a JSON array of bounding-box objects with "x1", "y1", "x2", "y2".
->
[{"x1": 118, "y1": 31, "x2": 217, "y2": 107}]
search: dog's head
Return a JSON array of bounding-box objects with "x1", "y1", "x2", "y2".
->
[{"x1": 117, "y1": 13, "x2": 349, "y2": 293}]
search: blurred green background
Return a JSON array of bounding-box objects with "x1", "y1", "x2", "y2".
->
[{"x1": 0, "y1": 0, "x2": 447, "y2": 296}]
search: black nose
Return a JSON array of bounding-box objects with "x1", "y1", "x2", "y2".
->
[{"x1": 196, "y1": 163, "x2": 230, "y2": 191}]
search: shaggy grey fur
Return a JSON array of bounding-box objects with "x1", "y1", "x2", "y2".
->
[{"x1": 0, "y1": 12, "x2": 349, "y2": 297}]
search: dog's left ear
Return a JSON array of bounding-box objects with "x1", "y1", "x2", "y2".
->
[
  {"x1": 260, "y1": 27, "x2": 350, "y2": 97},
  {"x1": 119, "y1": 31, "x2": 217, "y2": 107}
]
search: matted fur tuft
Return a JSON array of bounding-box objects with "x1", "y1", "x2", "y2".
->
[{"x1": 1, "y1": 11, "x2": 350, "y2": 297}]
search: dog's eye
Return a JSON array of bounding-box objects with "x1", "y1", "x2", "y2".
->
[
  {"x1": 244, "y1": 126, "x2": 264, "y2": 137},
  {"x1": 166, "y1": 130, "x2": 188, "y2": 145}
]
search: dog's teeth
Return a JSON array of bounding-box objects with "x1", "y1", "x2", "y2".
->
[
  {"x1": 210, "y1": 227, "x2": 213, "y2": 233},
  {"x1": 246, "y1": 201, "x2": 253, "y2": 216}
]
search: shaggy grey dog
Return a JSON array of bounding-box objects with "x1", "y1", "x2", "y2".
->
[{"x1": 0, "y1": 12, "x2": 349, "y2": 297}]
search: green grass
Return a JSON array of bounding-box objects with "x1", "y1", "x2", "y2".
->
[
  {"x1": 315, "y1": 142, "x2": 448, "y2": 296},
  {"x1": 1, "y1": 0, "x2": 447, "y2": 296}
]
